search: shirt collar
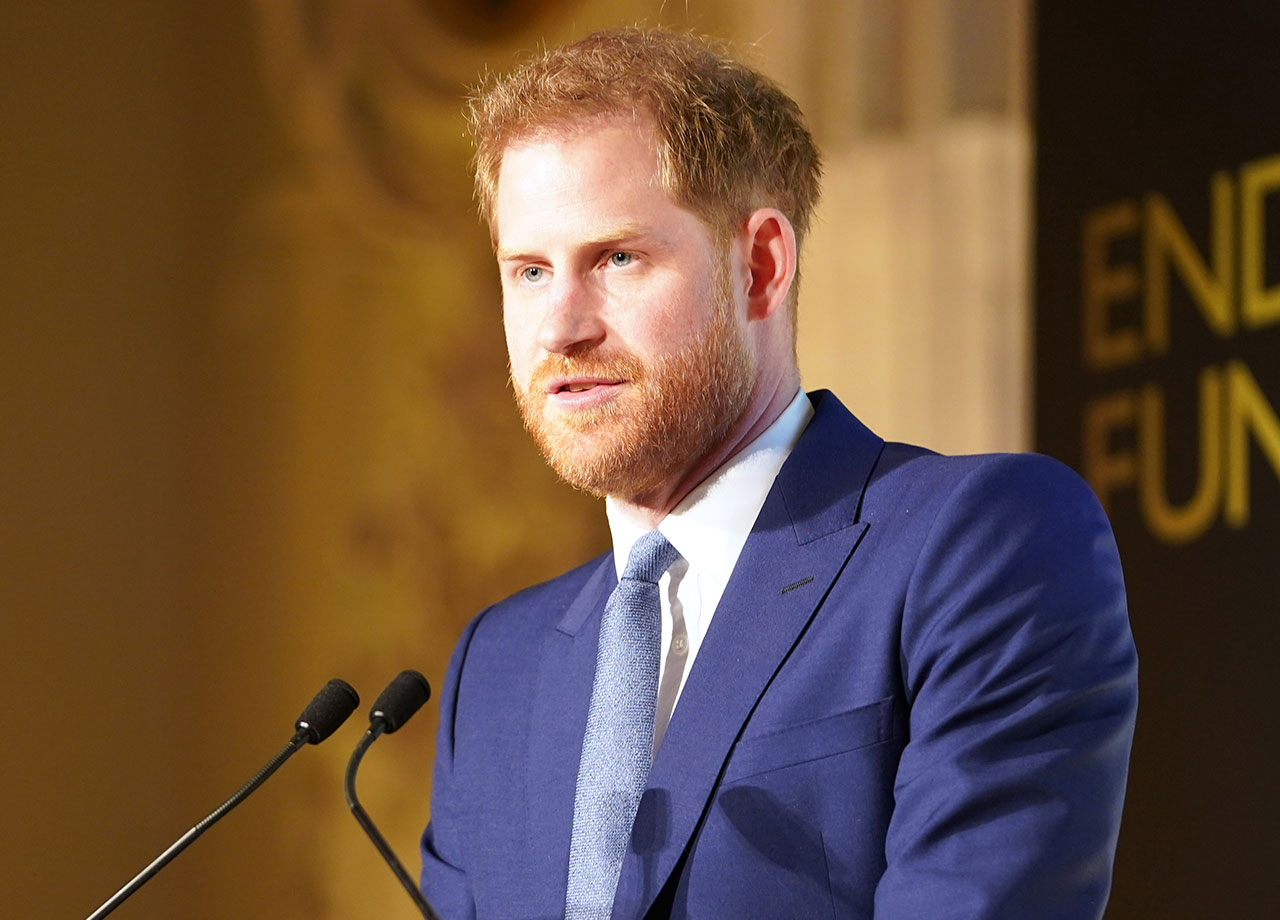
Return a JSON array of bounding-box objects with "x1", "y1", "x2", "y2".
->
[{"x1": 606, "y1": 388, "x2": 814, "y2": 581}]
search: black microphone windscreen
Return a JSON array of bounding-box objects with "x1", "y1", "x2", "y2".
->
[
  {"x1": 369, "y1": 670, "x2": 431, "y2": 733},
  {"x1": 295, "y1": 678, "x2": 360, "y2": 744}
]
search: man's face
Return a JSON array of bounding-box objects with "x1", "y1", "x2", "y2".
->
[{"x1": 495, "y1": 115, "x2": 754, "y2": 501}]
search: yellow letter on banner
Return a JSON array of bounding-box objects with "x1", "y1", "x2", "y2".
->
[
  {"x1": 1083, "y1": 390, "x2": 1138, "y2": 516},
  {"x1": 1082, "y1": 201, "x2": 1142, "y2": 370},
  {"x1": 1143, "y1": 172, "x2": 1235, "y2": 345},
  {"x1": 1138, "y1": 370, "x2": 1222, "y2": 545},
  {"x1": 1241, "y1": 153, "x2": 1280, "y2": 330},
  {"x1": 1225, "y1": 360, "x2": 1280, "y2": 528}
]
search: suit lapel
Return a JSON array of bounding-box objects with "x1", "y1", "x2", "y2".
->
[
  {"x1": 612, "y1": 390, "x2": 884, "y2": 918},
  {"x1": 523, "y1": 555, "x2": 616, "y2": 914}
]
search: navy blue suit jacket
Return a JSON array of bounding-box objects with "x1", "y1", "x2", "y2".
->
[{"x1": 421, "y1": 391, "x2": 1138, "y2": 919}]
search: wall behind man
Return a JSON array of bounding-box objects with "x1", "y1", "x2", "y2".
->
[
  {"x1": 766, "y1": 0, "x2": 1031, "y2": 453},
  {"x1": 0, "y1": 2, "x2": 1030, "y2": 918},
  {"x1": 0, "y1": 3, "x2": 277, "y2": 918}
]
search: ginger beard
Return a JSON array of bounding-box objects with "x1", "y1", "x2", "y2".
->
[{"x1": 512, "y1": 269, "x2": 755, "y2": 501}]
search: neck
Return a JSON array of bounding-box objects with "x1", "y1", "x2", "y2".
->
[{"x1": 608, "y1": 370, "x2": 801, "y2": 530}]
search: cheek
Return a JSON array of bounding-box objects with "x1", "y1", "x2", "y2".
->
[{"x1": 632, "y1": 282, "x2": 716, "y2": 351}]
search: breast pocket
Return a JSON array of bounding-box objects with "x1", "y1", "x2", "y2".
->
[{"x1": 723, "y1": 696, "x2": 895, "y2": 784}]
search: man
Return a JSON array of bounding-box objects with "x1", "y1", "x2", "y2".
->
[{"x1": 421, "y1": 28, "x2": 1137, "y2": 920}]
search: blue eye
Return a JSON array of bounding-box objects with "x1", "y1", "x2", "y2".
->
[
  {"x1": 521, "y1": 266, "x2": 544, "y2": 282},
  {"x1": 609, "y1": 251, "x2": 633, "y2": 267}
]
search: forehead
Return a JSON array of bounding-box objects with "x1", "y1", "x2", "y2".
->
[{"x1": 493, "y1": 116, "x2": 680, "y2": 243}]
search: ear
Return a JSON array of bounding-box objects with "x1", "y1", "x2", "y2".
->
[{"x1": 740, "y1": 208, "x2": 798, "y2": 322}]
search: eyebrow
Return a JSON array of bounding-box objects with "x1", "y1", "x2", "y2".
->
[{"x1": 495, "y1": 222, "x2": 654, "y2": 263}]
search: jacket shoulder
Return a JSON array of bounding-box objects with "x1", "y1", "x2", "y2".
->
[
  {"x1": 867, "y1": 444, "x2": 1103, "y2": 522},
  {"x1": 466, "y1": 550, "x2": 612, "y2": 643}
]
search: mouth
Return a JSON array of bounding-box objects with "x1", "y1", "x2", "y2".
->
[
  {"x1": 544, "y1": 376, "x2": 627, "y2": 408},
  {"x1": 547, "y1": 377, "x2": 624, "y2": 395}
]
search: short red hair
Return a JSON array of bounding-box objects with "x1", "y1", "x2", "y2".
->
[{"x1": 467, "y1": 28, "x2": 822, "y2": 247}]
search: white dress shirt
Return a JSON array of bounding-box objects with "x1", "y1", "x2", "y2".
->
[{"x1": 605, "y1": 388, "x2": 814, "y2": 751}]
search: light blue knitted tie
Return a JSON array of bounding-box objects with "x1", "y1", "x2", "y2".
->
[{"x1": 565, "y1": 530, "x2": 681, "y2": 920}]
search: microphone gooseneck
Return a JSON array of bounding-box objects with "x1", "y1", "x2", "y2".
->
[
  {"x1": 84, "y1": 678, "x2": 359, "y2": 920},
  {"x1": 345, "y1": 669, "x2": 442, "y2": 920}
]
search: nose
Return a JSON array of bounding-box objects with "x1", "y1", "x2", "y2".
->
[{"x1": 536, "y1": 275, "x2": 605, "y2": 355}]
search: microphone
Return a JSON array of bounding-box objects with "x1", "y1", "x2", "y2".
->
[
  {"x1": 345, "y1": 669, "x2": 442, "y2": 920},
  {"x1": 85, "y1": 678, "x2": 359, "y2": 920}
]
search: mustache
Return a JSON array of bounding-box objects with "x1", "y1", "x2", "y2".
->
[{"x1": 525, "y1": 351, "x2": 647, "y2": 391}]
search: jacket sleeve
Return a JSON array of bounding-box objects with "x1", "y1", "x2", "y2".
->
[
  {"x1": 874, "y1": 454, "x2": 1138, "y2": 919},
  {"x1": 419, "y1": 611, "x2": 485, "y2": 920}
]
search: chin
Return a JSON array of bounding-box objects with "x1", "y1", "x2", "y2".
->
[{"x1": 540, "y1": 432, "x2": 668, "y2": 500}]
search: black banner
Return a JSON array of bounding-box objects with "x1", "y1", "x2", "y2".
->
[{"x1": 1035, "y1": 4, "x2": 1280, "y2": 917}]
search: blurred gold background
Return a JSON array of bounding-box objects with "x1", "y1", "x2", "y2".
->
[{"x1": 0, "y1": 1, "x2": 1027, "y2": 917}]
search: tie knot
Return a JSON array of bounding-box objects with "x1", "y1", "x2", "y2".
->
[{"x1": 621, "y1": 530, "x2": 681, "y2": 585}]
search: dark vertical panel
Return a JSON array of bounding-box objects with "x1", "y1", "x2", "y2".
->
[{"x1": 1035, "y1": 3, "x2": 1280, "y2": 917}]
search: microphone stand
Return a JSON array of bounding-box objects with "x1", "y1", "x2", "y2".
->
[
  {"x1": 82, "y1": 677, "x2": 358, "y2": 920},
  {"x1": 345, "y1": 721, "x2": 445, "y2": 920},
  {"x1": 345, "y1": 721, "x2": 443, "y2": 920},
  {"x1": 86, "y1": 731, "x2": 307, "y2": 920}
]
